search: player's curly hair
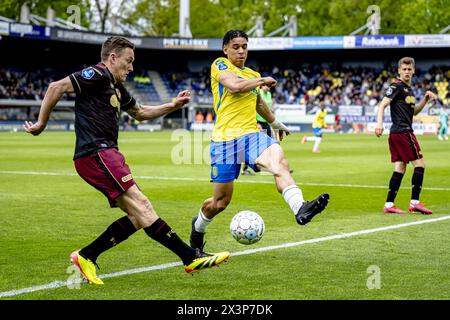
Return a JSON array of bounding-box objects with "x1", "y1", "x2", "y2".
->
[
  {"x1": 101, "y1": 36, "x2": 135, "y2": 62},
  {"x1": 222, "y1": 30, "x2": 248, "y2": 48}
]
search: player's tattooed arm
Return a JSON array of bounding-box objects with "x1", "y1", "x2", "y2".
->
[{"x1": 126, "y1": 103, "x2": 143, "y2": 120}]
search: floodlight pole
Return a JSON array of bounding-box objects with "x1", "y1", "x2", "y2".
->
[
  {"x1": 179, "y1": 0, "x2": 192, "y2": 38},
  {"x1": 247, "y1": 16, "x2": 264, "y2": 37},
  {"x1": 266, "y1": 16, "x2": 297, "y2": 37},
  {"x1": 350, "y1": 5, "x2": 381, "y2": 36},
  {"x1": 19, "y1": 3, "x2": 87, "y2": 31},
  {"x1": 20, "y1": 3, "x2": 30, "y2": 24}
]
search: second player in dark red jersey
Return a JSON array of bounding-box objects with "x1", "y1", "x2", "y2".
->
[
  {"x1": 24, "y1": 36, "x2": 230, "y2": 284},
  {"x1": 375, "y1": 57, "x2": 435, "y2": 215},
  {"x1": 383, "y1": 79, "x2": 416, "y2": 133}
]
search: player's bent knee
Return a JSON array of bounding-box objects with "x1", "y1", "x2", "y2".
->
[
  {"x1": 280, "y1": 158, "x2": 290, "y2": 170},
  {"x1": 394, "y1": 162, "x2": 407, "y2": 173},
  {"x1": 413, "y1": 159, "x2": 425, "y2": 168},
  {"x1": 271, "y1": 159, "x2": 290, "y2": 177},
  {"x1": 139, "y1": 197, "x2": 155, "y2": 213},
  {"x1": 127, "y1": 214, "x2": 142, "y2": 230},
  {"x1": 133, "y1": 200, "x2": 158, "y2": 227}
]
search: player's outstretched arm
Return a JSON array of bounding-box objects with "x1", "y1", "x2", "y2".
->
[
  {"x1": 219, "y1": 73, "x2": 276, "y2": 94},
  {"x1": 414, "y1": 91, "x2": 435, "y2": 115},
  {"x1": 375, "y1": 97, "x2": 391, "y2": 137},
  {"x1": 127, "y1": 90, "x2": 191, "y2": 121},
  {"x1": 24, "y1": 76, "x2": 74, "y2": 136}
]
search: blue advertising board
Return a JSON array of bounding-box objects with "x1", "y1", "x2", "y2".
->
[
  {"x1": 355, "y1": 35, "x2": 404, "y2": 48},
  {"x1": 8, "y1": 23, "x2": 50, "y2": 39},
  {"x1": 292, "y1": 36, "x2": 344, "y2": 49}
]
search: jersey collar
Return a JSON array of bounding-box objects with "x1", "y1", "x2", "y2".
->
[
  {"x1": 397, "y1": 77, "x2": 411, "y2": 88},
  {"x1": 97, "y1": 62, "x2": 116, "y2": 84}
]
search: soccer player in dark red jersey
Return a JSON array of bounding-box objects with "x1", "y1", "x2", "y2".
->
[
  {"x1": 375, "y1": 57, "x2": 435, "y2": 215},
  {"x1": 24, "y1": 36, "x2": 229, "y2": 284}
]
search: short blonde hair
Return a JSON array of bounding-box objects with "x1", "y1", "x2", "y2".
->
[{"x1": 398, "y1": 57, "x2": 415, "y2": 68}]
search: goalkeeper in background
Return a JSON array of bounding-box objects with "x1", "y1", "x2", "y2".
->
[{"x1": 438, "y1": 106, "x2": 448, "y2": 141}]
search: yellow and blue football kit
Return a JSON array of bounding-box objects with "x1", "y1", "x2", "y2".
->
[
  {"x1": 211, "y1": 57, "x2": 260, "y2": 142},
  {"x1": 312, "y1": 109, "x2": 327, "y2": 137},
  {"x1": 209, "y1": 57, "x2": 278, "y2": 183}
]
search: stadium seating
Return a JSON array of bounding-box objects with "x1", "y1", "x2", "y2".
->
[
  {"x1": 1, "y1": 65, "x2": 449, "y2": 110},
  {"x1": 128, "y1": 73, "x2": 161, "y2": 103}
]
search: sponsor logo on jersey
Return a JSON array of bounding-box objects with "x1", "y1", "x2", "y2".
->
[
  {"x1": 218, "y1": 62, "x2": 228, "y2": 71},
  {"x1": 405, "y1": 95, "x2": 416, "y2": 104},
  {"x1": 110, "y1": 95, "x2": 120, "y2": 108},
  {"x1": 121, "y1": 174, "x2": 133, "y2": 183},
  {"x1": 81, "y1": 68, "x2": 95, "y2": 80}
]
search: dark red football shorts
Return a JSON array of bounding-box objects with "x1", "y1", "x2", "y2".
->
[
  {"x1": 388, "y1": 131, "x2": 423, "y2": 163},
  {"x1": 74, "y1": 148, "x2": 136, "y2": 207}
]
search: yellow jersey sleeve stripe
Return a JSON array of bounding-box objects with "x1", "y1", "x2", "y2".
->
[{"x1": 215, "y1": 83, "x2": 224, "y2": 112}]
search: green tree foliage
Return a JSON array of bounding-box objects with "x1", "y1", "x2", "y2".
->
[
  {"x1": 303, "y1": 0, "x2": 450, "y2": 35},
  {"x1": 0, "y1": 0, "x2": 449, "y2": 36},
  {"x1": 123, "y1": 0, "x2": 179, "y2": 36}
]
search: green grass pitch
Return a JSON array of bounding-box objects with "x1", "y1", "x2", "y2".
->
[{"x1": 0, "y1": 131, "x2": 449, "y2": 300}]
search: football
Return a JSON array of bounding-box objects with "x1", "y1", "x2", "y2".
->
[{"x1": 230, "y1": 210, "x2": 265, "y2": 245}]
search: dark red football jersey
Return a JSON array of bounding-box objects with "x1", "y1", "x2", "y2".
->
[
  {"x1": 69, "y1": 63, "x2": 135, "y2": 159},
  {"x1": 383, "y1": 79, "x2": 416, "y2": 133}
]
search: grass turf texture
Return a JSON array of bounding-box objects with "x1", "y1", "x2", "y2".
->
[{"x1": 0, "y1": 131, "x2": 449, "y2": 300}]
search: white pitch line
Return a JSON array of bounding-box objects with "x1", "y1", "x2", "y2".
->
[
  {"x1": 1, "y1": 215, "x2": 450, "y2": 298},
  {"x1": 1, "y1": 170, "x2": 449, "y2": 191}
]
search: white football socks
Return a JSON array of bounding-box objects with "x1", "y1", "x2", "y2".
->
[
  {"x1": 282, "y1": 185, "x2": 305, "y2": 215},
  {"x1": 313, "y1": 137, "x2": 322, "y2": 152},
  {"x1": 194, "y1": 209, "x2": 212, "y2": 233}
]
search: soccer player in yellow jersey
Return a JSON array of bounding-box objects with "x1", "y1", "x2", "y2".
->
[
  {"x1": 190, "y1": 30, "x2": 330, "y2": 250},
  {"x1": 302, "y1": 100, "x2": 328, "y2": 153}
]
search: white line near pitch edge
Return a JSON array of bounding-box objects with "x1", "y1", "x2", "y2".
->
[
  {"x1": 1, "y1": 215, "x2": 450, "y2": 298},
  {"x1": 1, "y1": 170, "x2": 449, "y2": 191}
]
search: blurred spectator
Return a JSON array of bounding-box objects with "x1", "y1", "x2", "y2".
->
[
  {"x1": 195, "y1": 111, "x2": 205, "y2": 122},
  {"x1": 205, "y1": 112, "x2": 214, "y2": 123}
]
